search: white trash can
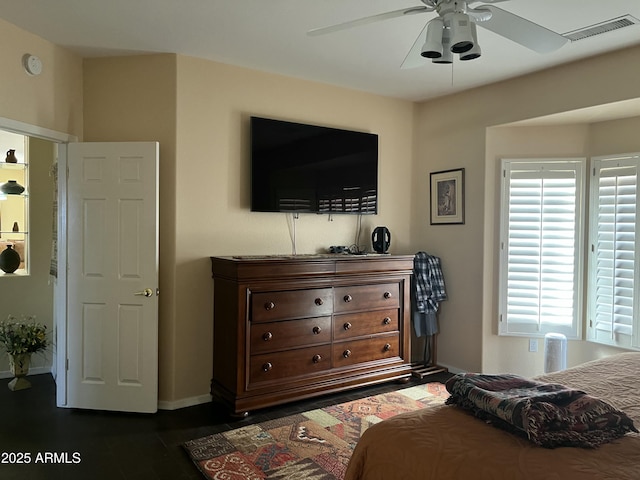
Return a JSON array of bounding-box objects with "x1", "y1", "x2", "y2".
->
[{"x1": 544, "y1": 333, "x2": 567, "y2": 373}]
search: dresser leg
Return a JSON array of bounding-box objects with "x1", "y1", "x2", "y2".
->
[{"x1": 230, "y1": 410, "x2": 249, "y2": 420}]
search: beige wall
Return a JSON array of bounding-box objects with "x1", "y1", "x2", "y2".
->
[
  {"x1": 589, "y1": 116, "x2": 640, "y2": 156},
  {"x1": 83, "y1": 54, "x2": 415, "y2": 404},
  {"x1": 82, "y1": 54, "x2": 179, "y2": 403},
  {"x1": 0, "y1": 19, "x2": 82, "y2": 376},
  {"x1": 172, "y1": 57, "x2": 414, "y2": 402},
  {"x1": 0, "y1": 18, "x2": 82, "y2": 137},
  {"x1": 413, "y1": 45, "x2": 640, "y2": 375}
]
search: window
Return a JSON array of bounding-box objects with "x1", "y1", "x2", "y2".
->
[
  {"x1": 499, "y1": 159, "x2": 586, "y2": 338},
  {"x1": 588, "y1": 155, "x2": 640, "y2": 349}
]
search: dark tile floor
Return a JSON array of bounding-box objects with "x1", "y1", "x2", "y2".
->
[{"x1": 0, "y1": 371, "x2": 452, "y2": 480}]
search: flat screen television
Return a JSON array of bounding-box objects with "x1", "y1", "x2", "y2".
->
[{"x1": 250, "y1": 116, "x2": 378, "y2": 214}]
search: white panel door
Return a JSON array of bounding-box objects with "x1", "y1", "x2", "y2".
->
[{"x1": 66, "y1": 142, "x2": 159, "y2": 413}]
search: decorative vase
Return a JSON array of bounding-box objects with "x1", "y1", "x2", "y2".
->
[
  {"x1": 8, "y1": 353, "x2": 31, "y2": 391},
  {"x1": 0, "y1": 180, "x2": 25, "y2": 195},
  {"x1": 5, "y1": 149, "x2": 17, "y2": 163},
  {"x1": 0, "y1": 244, "x2": 21, "y2": 273}
]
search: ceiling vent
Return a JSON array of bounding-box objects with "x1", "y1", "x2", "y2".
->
[{"x1": 563, "y1": 15, "x2": 640, "y2": 42}]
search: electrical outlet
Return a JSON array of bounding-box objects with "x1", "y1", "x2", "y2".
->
[{"x1": 529, "y1": 339, "x2": 538, "y2": 352}]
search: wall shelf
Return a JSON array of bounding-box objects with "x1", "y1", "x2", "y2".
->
[{"x1": 0, "y1": 138, "x2": 29, "y2": 274}]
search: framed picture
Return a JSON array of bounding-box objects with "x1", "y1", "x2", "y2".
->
[{"x1": 430, "y1": 168, "x2": 465, "y2": 225}]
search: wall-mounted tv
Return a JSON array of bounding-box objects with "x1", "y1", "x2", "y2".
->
[{"x1": 250, "y1": 116, "x2": 378, "y2": 214}]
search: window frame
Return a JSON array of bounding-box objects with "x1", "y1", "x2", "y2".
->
[
  {"x1": 498, "y1": 158, "x2": 586, "y2": 339},
  {"x1": 587, "y1": 154, "x2": 640, "y2": 350}
]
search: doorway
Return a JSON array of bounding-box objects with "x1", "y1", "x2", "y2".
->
[
  {"x1": 0, "y1": 132, "x2": 56, "y2": 377},
  {"x1": 0, "y1": 117, "x2": 160, "y2": 413},
  {"x1": 0, "y1": 116, "x2": 75, "y2": 400}
]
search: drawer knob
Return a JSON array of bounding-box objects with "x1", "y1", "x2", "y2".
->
[
  {"x1": 262, "y1": 362, "x2": 273, "y2": 372},
  {"x1": 315, "y1": 298, "x2": 324, "y2": 306},
  {"x1": 312, "y1": 354, "x2": 322, "y2": 363},
  {"x1": 343, "y1": 294, "x2": 352, "y2": 303},
  {"x1": 383, "y1": 317, "x2": 392, "y2": 325},
  {"x1": 312, "y1": 326, "x2": 322, "y2": 335},
  {"x1": 383, "y1": 343, "x2": 391, "y2": 352},
  {"x1": 383, "y1": 291, "x2": 392, "y2": 299},
  {"x1": 264, "y1": 301, "x2": 276, "y2": 311},
  {"x1": 262, "y1": 332, "x2": 273, "y2": 341},
  {"x1": 343, "y1": 349, "x2": 352, "y2": 358},
  {"x1": 343, "y1": 322, "x2": 352, "y2": 330}
]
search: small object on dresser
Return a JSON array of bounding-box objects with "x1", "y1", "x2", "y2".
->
[
  {"x1": 5, "y1": 149, "x2": 17, "y2": 163},
  {"x1": 0, "y1": 180, "x2": 25, "y2": 195},
  {"x1": 371, "y1": 226, "x2": 391, "y2": 254},
  {"x1": 0, "y1": 244, "x2": 21, "y2": 273}
]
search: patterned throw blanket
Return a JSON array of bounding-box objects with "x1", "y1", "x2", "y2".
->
[{"x1": 445, "y1": 373, "x2": 638, "y2": 449}]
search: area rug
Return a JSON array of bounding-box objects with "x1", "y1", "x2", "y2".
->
[{"x1": 183, "y1": 382, "x2": 449, "y2": 480}]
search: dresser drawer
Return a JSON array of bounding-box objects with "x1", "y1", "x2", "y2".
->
[
  {"x1": 249, "y1": 345, "x2": 332, "y2": 384},
  {"x1": 250, "y1": 316, "x2": 332, "y2": 354},
  {"x1": 333, "y1": 309, "x2": 399, "y2": 340},
  {"x1": 334, "y1": 283, "x2": 399, "y2": 313},
  {"x1": 251, "y1": 288, "x2": 333, "y2": 323},
  {"x1": 332, "y1": 334, "x2": 400, "y2": 368}
]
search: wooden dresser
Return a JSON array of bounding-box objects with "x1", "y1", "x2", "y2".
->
[{"x1": 210, "y1": 254, "x2": 414, "y2": 416}]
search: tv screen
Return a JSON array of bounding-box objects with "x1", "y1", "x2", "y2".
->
[{"x1": 250, "y1": 116, "x2": 378, "y2": 214}]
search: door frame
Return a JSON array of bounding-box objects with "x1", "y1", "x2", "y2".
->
[{"x1": 0, "y1": 116, "x2": 76, "y2": 406}]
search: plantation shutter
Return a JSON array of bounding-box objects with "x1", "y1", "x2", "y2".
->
[
  {"x1": 499, "y1": 160, "x2": 585, "y2": 338},
  {"x1": 588, "y1": 156, "x2": 640, "y2": 349}
]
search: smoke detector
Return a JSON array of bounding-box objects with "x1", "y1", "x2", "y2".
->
[{"x1": 22, "y1": 54, "x2": 42, "y2": 76}]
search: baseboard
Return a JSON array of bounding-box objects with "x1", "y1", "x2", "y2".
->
[
  {"x1": 157, "y1": 393, "x2": 212, "y2": 411},
  {"x1": 0, "y1": 366, "x2": 213, "y2": 412},
  {"x1": 0, "y1": 366, "x2": 51, "y2": 379}
]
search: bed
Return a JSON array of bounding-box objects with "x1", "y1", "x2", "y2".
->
[{"x1": 345, "y1": 352, "x2": 640, "y2": 480}]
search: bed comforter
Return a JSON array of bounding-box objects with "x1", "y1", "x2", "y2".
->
[{"x1": 344, "y1": 352, "x2": 640, "y2": 480}]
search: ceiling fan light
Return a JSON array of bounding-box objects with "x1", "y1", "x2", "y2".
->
[
  {"x1": 460, "y1": 45, "x2": 481, "y2": 60},
  {"x1": 421, "y1": 18, "x2": 444, "y2": 58},
  {"x1": 460, "y1": 23, "x2": 481, "y2": 60},
  {"x1": 433, "y1": 29, "x2": 453, "y2": 64},
  {"x1": 449, "y1": 12, "x2": 474, "y2": 53}
]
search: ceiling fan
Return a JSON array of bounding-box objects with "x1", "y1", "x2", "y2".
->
[{"x1": 308, "y1": 0, "x2": 568, "y2": 67}]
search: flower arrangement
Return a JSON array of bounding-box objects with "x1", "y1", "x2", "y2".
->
[{"x1": 0, "y1": 315, "x2": 49, "y2": 356}]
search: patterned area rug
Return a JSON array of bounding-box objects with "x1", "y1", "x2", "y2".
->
[{"x1": 183, "y1": 382, "x2": 449, "y2": 480}]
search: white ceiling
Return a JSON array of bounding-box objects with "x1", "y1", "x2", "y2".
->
[{"x1": 1, "y1": 0, "x2": 640, "y2": 102}]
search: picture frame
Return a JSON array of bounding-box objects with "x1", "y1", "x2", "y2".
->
[{"x1": 430, "y1": 168, "x2": 465, "y2": 225}]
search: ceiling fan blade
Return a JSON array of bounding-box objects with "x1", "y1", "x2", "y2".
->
[
  {"x1": 401, "y1": 23, "x2": 429, "y2": 69},
  {"x1": 308, "y1": 6, "x2": 431, "y2": 36},
  {"x1": 478, "y1": 5, "x2": 568, "y2": 53}
]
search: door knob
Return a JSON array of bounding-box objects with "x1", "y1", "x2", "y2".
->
[{"x1": 134, "y1": 288, "x2": 154, "y2": 297}]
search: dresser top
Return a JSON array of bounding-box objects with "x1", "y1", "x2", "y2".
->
[
  {"x1": 211, "y1": 254, "x2": 415, "y2": 281},
  {"x1": 223, "y1": 253, "x2": 413, "y2": 261}
]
